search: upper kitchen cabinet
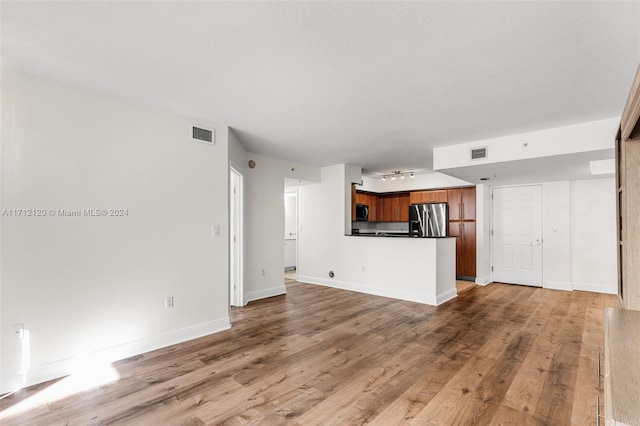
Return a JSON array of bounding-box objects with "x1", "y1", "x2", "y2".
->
[
  {"x1": 410, "y1": 190, "x2": 448, "y2": 204},
  {"x1": 354, "y1": 190, "x2": 380, "y2": 222},
  {"x1": 379, "y1": 193, "x2": 410, "y2": 222},
  {"x1": 366, "y1": 193, "x2": 380, "y2": 222},
  {"x1": 395, "y1": 193, "x2": 410, "y2": 222},
  {"x1": 447, "y1": 187, "x2": 476, "y2": 220}
]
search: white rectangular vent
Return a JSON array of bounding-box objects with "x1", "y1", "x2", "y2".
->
[
  {"x1": 191, "y1": 125, "x2": 215, "y2": 145},
  {"x1": 470, "y1": 147, "x2": 487, "y2": 160}
]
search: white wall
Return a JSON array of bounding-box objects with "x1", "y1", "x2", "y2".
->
[
  {"x1": 475, "y1": 184, "x2": 491, "y2": 285},
  {"x1": 433, "y1": 117, "x2": 618, "y2": 170},
  {"x1": 226, "y1": 137, "x2": 321, "y2": 303},
  {"x1": 1, "y1": 69, "x2": 230, "y2": 392},
  {"x1": 543, "y1": 181, "x2": 572, "y2": 290},
  {"x1": 570, "y1": 178, "x2": 617, "y2": 293}
]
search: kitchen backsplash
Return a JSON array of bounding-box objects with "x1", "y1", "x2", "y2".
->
[{"x1": 351, "y1": 221, "x2": 408, "y2": 233}]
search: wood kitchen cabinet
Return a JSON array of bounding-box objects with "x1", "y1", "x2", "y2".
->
[
  {"x1": 409, "y1": 190, "x2": 448, "y2": 204},
  {"x1": 367, "y1": 193, "x2": 380, "y2": 222},
  {"x1": 459, "y1": 221, "x2": 476, "y2": 278},
  {"x1": 378, "y1": 193, "x2": 409, "y2": 222},
  {"x1": 449, "y1": 220, "x2": 476, "y2": 279},
  {"x1": 354, "y1": 190, "x2": 379, "y2": 222},
  {"x1": 395, "y1": 194, "x2": 410, "y2": 222},
  {"x1": 447, "y1": 186, "x2": 476, "y2": 279},
  {"x1": 447, "y1": 187, "x2": 476, "y2": 220}
]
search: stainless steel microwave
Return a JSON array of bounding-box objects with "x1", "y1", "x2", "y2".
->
[{"x1": 355, "y1": 204, "x2": 369, "y2": 221}]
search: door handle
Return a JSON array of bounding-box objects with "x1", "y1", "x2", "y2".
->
[{"x1": 530, "y1": 239, "x2": 541, "y2": 246}]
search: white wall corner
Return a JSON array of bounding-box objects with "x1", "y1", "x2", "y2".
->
[
  {"x1": 0, "y1": 317, "x2": 231, "y2": 394},
  {"x1": 544, "y1": 281, "x2": 573, "y2": 292},
  {"x1": 244, "y1": 285, "x2": 287, "y2": 304},
  {"x1": 436, "y1": 288, "x2": 457, "y2": 305},
  {"x1": 475, "y1": 277, "x2": 492, "y2": 286}
]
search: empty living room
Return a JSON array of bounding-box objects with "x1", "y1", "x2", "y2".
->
[{"x1": 2, "y1": 1, "x2": 640, "y2": 425}]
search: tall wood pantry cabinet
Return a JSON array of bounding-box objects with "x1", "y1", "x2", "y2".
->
[{"x1": 447, "y1": 187, "x2": 476, "y2": 280}]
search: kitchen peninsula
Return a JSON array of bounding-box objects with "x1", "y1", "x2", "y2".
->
[
  {"x1": 296, "y1": 165, "x2": 463, "y2": 307},
  {"x1": 350, "y1": 184, "x2": 477, "y2": 280},
  {"x1": 337, "y1": 234, "x2": 457, "y2": 306}
]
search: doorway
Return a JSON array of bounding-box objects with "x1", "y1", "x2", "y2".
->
[
  {"x1": 491, "y1": 185, "x2": 543, "y2": 287},
  {"x1": 230, "y1": 167, "x2": 243, "y2": 306},
  {"x1": 284, "y1": 190, "x2": 297, "y2": 281}
]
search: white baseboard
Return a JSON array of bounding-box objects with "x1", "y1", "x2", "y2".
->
[
  {"x1": 543, "y1": 280, "x2": 617, "y2": 295},
  {"x1": 573, "y1": 282, "x2": 617, "y2": 295},
  {"x1": 0, "y1": 317, "x2": 230, "y2": 394},
  {"x1": 544, "y1": 280, "x2": 573, "y2": 291},
  {"x1": 475, "y1": 276, "x2": 492, "y2": 286},
  {"x1": 244, "y1": 285, "x2": 287, "y2": 304},
  {"x1": 296, "y1": 275, "x2": 437, "y2": 306},
  {"x1": 436, "y1": 288, "x2": 457, "y2": 305}
]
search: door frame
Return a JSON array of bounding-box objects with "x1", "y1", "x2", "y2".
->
[
  {"x1": 230, "y1": 166, "x2": 244, "y2": 307},
  {"x1": 284, "y1": 189, "x2": 299, "y2": 273},
  {"x1": 490, "y1": 184, "x2": 543, "y2": 287}
]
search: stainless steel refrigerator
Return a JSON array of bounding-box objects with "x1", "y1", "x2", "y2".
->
[{"x1": 409, "y1": 203, "x2": 448, "y2": 237}]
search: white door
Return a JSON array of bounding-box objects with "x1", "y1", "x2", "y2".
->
[
  {"x1": 492, "y1": 185, "x2": 542, "y2": 287},
  {"x1": 230, "y1": 167, "x2": 243, "y2": 306}
]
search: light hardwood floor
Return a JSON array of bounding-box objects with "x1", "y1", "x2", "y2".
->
[
  {"x1": 456, "y1": 279, "x2": 476, "y2": 294},
  {"x1": 0, "y1": 282, "x2": 617, "y2": 425}
]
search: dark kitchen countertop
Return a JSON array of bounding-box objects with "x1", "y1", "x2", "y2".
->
[{"x1": 346, "y1": 233, "x2": 452, "y2": 238}]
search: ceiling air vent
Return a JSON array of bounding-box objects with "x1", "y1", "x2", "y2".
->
[
  {"x1": 191, "y1": 125, "x2": 215, "y2": 145},
  {"x1": 470, "y1": 146, "x2": 487, "y2": 160}
]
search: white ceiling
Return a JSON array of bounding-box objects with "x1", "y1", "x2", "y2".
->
[{"x1": 2, "y1": 1, "x2": 639, "y2": 176}]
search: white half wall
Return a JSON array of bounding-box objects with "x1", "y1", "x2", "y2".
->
[{"x1": 1, "y1": 69, "x2": 230, "y2": 392}]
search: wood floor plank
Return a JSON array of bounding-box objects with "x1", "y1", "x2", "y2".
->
[
  {"x1": 533, "y1": 294, "x2": 588, "y2": 425},
  {"x1": 0, "y1": 281, "x2": 617, "y2": 426},
  {"x1": 570, "y1": 292, "x2": 607, "y2": 426}
]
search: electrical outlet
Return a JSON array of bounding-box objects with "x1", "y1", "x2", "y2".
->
[
  {"x1": 165, "y1": 296, "x2": 174, "y2": 309},
  {"x1": 261, "y1": 269, "x2": 265, "y2": 276},
  {"x1": 11, "y1": 324, "x2": 24, "y2": 340},
  {"x1": 361, "y1": 265, "x2": 366, "y2": 272}
]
